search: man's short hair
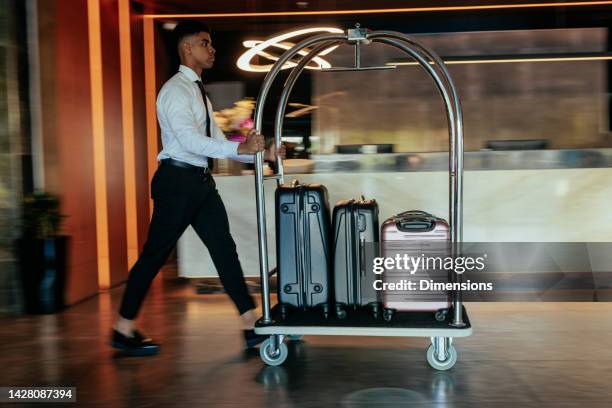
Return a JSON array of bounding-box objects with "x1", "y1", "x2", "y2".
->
[{"x1": 173, "y1": 20, "x2": 211, "y2": 48}]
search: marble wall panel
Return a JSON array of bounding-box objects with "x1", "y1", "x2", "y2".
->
[
  {"x1": 178, "y1": 168, "x2": 612, "y2": 277},
  {"x1": 314, "y1": 28, "x2": 608, "y2": 153}
]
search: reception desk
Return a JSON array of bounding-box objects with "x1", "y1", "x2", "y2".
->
[{"x1": 177, "y1": 149, "x2": 612, "y2": 278}]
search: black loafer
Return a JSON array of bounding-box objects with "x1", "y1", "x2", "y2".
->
[
  {"x1": 111, "y1": 330, "x2": 160, "y2": 356},
  {"x1": 244, "y1": 329, "x2": 267, "y2": 349},
  {"x1": 132, "y1": 330, "x2": 154, "y2": 344}
]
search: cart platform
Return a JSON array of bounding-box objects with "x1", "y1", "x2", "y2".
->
[{"x1": 255, "y1": 305, "x2": 472, "y2": 337}]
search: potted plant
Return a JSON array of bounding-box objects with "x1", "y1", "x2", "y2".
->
[{"x1": 17, "y1": 192, "x2": 69, "y2": 314}]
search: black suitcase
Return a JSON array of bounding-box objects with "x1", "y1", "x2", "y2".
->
[
  {"x1": 276, "y1": 180, "x2": 332, "y2": 319},
  {"x1": 332, "y1": 196, "x2": 381, "y2": 319}
]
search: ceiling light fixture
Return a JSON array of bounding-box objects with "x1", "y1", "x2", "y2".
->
[
  {"x1": 145, "y1": 2, "x2": 612, "y2": 19},
  {"x1": 237, "y1": 27, "x2": 343, "y2": 72},
  {"x1": 241, "y1": 40, "x2": 339, "y2": 71}
]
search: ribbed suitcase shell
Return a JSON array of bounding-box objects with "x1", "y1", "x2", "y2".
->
[
  {"x1": 276, "y1": 181, "x2": 331, "y2": 319},
  {"x1": 381, "y1": 210, "x2": 452, "y2": 321},
  {"x1": 332, "y1": 197, "x2": 380, "y2": 319}
]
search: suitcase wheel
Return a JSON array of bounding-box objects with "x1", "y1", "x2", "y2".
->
[
  {"x1": 383, "y1": 308, "x2": 394, "y2": 322},
  {"x1": 435, "y1": 309, "x2": 450, "y2": 322},
  {"x1": 371, "y1": 303, "x2": 380, "y2": 320},
  {"x1": 321, "y1": 304, "x2": 330, "y2": 319},
  {"x1": 335, "y1": 305, "x2": 347, "y2": 319},
  {"x1": 280, "y1": 304, "x2": 289, "y2": 321}
]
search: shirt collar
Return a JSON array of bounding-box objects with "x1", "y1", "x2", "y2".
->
[{"x1": 179, "y1": 65, "x2": 201, "y2": 82}]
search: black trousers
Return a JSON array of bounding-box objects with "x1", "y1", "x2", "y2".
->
[{"x1": 119, "y1": 163, "x2": 256, "y2": 320}]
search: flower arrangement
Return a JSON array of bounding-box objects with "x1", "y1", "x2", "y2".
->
[{"x1": 213, "y1": 98, "x2": 255, "y2": 143}]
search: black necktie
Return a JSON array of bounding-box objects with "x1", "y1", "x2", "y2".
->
[{"x1": 195, "y1": 80, "x2": 214, "y2": 171}]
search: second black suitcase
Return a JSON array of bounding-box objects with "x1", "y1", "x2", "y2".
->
[
  {"x1": 276, "y1": 180, "x2": 332, "y2": 319},
  {"x1": 332, "y1": 196, "x2": 380, "y2": 319}
]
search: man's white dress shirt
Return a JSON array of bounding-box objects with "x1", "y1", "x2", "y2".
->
[{"x1": 156, "y1": 65, "x2": 254, "y2": 167}]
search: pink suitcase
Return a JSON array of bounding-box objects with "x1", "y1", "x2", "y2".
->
[{"x1": 381, "y1": 210, "x2": 451, "y2": 322}]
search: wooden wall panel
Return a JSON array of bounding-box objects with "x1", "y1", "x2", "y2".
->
[
  {"x1": 129, "y1": 7, "x2": 150, "y2": 252},
  {"x1": 100, "y1": 0, "x2": 128, "y2": 287},
  {"x1": 51, "y1": 0, "x2": 99, "y2": 305}
]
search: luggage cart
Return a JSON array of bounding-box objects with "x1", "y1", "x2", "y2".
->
[{"x1": 252, "y1": 25, "x2": 472, "y2": 370}]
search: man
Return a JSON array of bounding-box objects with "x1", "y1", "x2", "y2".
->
[{"x1": 111, "y1": 20, "x2": 282, "y2": 356}]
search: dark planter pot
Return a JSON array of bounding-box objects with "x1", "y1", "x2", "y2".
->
[{"x1": 17, "y1": 235, "x2": 69, "y2": 314}]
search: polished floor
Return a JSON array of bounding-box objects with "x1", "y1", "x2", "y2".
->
[{"x1": 1, "y1": 279, "x2": 612, "y2": 407}]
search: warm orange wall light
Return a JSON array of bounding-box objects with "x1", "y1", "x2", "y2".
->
[
  {"x1": 87, "y1": 0, "x2": 111, "y2": 290},
  {"x1": 144, "y1": 17, "x2": 158, "y2": 218},
  {"x1": 143, "y1": 1, "x2": 612, "y2": 19},
  {"x1": 118, "y1": 0, "x2": 139, "y2": 268}
]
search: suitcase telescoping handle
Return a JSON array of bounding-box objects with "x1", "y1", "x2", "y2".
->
[
  {"x1": 295, "y1": 180, "x2": 308, "y2": 308},
  {"x1": 350, "y1": 204, "x2": 365, "y2": 303},
  {"x1": 396, "y1": 210, "x2": 430, "y2": 218}
]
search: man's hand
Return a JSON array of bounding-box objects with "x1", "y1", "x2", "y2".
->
[
  {"x1": 264, "y1": 143, "x2": 286, "y2": 162},
  {"x1": 237, "y1": 130, "x2": 265, "y2": 155}
]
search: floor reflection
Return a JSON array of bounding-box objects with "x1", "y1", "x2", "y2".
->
[
  {"x1": 2, "y1": 282, "x2": 612, "y2": 406},
  {"x1": 255, "y1": 342, "x2": 458, "y2": 406},
  {"x1": 342, "y1": 388, "x2": 428, "y2": 406}
]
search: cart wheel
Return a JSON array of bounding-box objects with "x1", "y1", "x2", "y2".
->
[
  {"x1": 426, "y1": 344, "x2": 457, "y2": 371},
  {"x1": 435, "y1": 309, "x2": 448, "y2": 322},
  {"x1": 260, "y1": 338, "x2": 289, "y2": 366},
  {"x1": 288, "y1": 335, "x2": 303, "y2": 341}
]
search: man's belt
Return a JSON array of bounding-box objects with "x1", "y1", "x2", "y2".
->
[{"x1": 160, "y1": 158, "x2": 210, "y2": 175}]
